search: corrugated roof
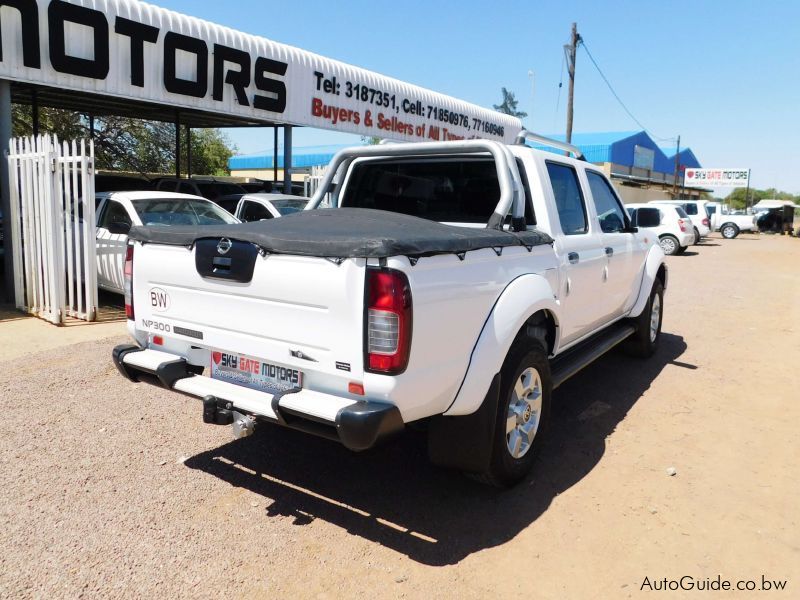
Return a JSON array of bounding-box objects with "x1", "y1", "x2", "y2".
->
[{"x1": 229, "y1": 144, "x2": 350, "y2": 170}]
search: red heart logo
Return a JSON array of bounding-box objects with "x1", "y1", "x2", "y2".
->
[{"x1": 212, "y1": 351, "x2": 222, "y2": 365}]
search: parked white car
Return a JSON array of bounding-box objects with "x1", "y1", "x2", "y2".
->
[
  {"x1": 649, "y1": 200, "x2": 711, "y2": 244},
  {"x1": 95, "y1": 191, "x2": 239, "y2": 293},
  {"x1": 626, "y1": 203, "x2": 694, "y2": 255},
  {"x1": 705, "y1": 202, "x2": 757, "y2": 239},
  {"x1": 113, "y1": 134, "x2": 668, "y2": 487},
  {"x1": 234, "y1": 194, "x2": 309, "y2": 222}
]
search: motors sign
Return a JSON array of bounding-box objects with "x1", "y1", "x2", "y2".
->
[
  {"x1": 0, "y1": 0, "x2": 521, "y2": 143},
  {"x1": 684, "y1": 168, "x2": 750, "y2": 188}
]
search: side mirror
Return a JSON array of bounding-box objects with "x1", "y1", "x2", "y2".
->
[
  {"x1": 107, "y1": 221, "x2": 131, "y2": 235},
  {"x1": 634, "y1": 208, "x2": 661, "y2": 228}
]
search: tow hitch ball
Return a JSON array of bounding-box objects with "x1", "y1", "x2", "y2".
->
[{"x1": 202, "y1": 396, "x2": 255, "y2": 439}]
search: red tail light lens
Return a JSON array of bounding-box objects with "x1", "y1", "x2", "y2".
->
[
  {"x1": 365, "y1": 268, "x2": 412, "y2": 374},
  {"x1": 702, "y1": 217, "x2": 710, "y2": 227},
  {"x1": 124, "y1": 245, "x2": 134, "y2": 320},
  {"x1": 678, "y1": 218, "x2": 686, "y2": 232}
]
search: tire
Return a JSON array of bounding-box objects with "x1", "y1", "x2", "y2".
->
[
  {"x1": 624, "y1": 279, "x2": 664, "y2": 358},
  {"x1": 677, "y1": 245, "x2": 688, "y2": 255},
  {"x1": 659, "y1": 235, "x2": 680, "y2": 256},
  {"x1": 474, "y1": 340, "x2": 552, "y2": 487},
  {"x1": 721, "y1": 223, "x2": 739, "y2": 239},
  {"x1": 693, "y1": 227, "x2": 701, "y2": 245}
]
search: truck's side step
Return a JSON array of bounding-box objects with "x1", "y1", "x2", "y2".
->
[{"x1": 550, "y1": 322, "x2": 636, "y2": 389}]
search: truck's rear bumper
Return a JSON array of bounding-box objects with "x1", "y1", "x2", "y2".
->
[{"x1": 113, "y1": 344, "x2": 403, "y2": 451}]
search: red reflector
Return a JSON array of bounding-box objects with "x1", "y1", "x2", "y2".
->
[
  {"x1": 152, "y1": 335, "x2": 163, "y2": 346},
  {"x1": 348, "y1": 382, "x2": 365, "y2": 396}
]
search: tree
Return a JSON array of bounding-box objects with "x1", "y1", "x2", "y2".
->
[
  {"x1": 360, "y1": 135, "x2": 382, "y2": 145},
  {"x1": 724, "y1": 186, "x2": 799, "y2": 210},
  {"x1": 493, "y1": 87, "x2": 527, "y2": 118},
  {"x1": 11, "y1": 104, "x2": 236, "y2": 176}
]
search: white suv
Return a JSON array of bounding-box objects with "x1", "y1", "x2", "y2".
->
[
  {"x1": 626, "y1": 203, "x2": 694, "y2": 255},
  {"x1": 649, "y1": 200, "x2": 711, "y2": 244}
]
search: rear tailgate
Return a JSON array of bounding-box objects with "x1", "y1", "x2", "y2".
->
[{"x1": 132, "y1": 242, "x2": 366, "y2": 386}]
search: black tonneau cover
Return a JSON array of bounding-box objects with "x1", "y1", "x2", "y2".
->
[{"x1": 128, "y1": 208, "x2": 552, "y2": 259}]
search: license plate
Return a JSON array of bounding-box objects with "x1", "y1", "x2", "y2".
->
[{"x1": 210, "y1": 350, "x2": 303, "y2": 393}]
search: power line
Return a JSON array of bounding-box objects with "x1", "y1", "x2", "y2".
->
[{"x1": 579, "y1": 39, "x2": 675, "y2": 143}]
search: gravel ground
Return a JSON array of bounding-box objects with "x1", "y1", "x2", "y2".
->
[{"x1": 1, "y1": 233, "x2": 798, "y2": 598}]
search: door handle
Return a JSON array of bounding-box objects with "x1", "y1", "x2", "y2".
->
[
  {"x1": 605, "y1": 247, "x2": 614, "y2": 257},
  {"x1": 568, "y1": 252, "x2": 579, "y2": 264}
]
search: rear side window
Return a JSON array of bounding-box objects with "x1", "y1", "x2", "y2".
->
[
  {"x1": 675, "y1": 206, "x2": 689, "y2": 218},
  {"x1": 240, "y1": 200, "x2": 273, "y2": 222},
  {"x1": 98, "y1": 200, "x2": 131, "y2": 228},
  {"x1": 546, "y1": 162, "x2": 587, "y2": 235},
  {"x1": 586, "y1": 171, "x2": 627, "y2": 233}
]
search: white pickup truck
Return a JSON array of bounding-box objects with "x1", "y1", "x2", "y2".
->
[{"x1": 113, "y1": 132, "x2": 667, "y2": 486}]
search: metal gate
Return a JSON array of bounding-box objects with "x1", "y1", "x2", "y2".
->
[{"x1": 7, "y1": 134, "x2": 97, "y2": 324}]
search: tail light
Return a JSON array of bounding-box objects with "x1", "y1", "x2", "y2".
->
[
  {"x1": 702, "y1": 217, "x2": 710, "y2": 227},
  {"x1": 677, "y1": 218, "x2": 687, "y2": 232},
  {"x1": 365, "y1": 268, "x2": 412, "y2": 374},
  {"x1": 124, "y1": 245, "x2": 134, "y2": 320}
]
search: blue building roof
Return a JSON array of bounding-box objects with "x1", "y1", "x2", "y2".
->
[
  {"x1": 229, "y1": 144, "x2": 350, "y2": 170},
  {"x1": 230, "y1": 132, "x2": 702, "y2": 174},
  {"x1": 527, "y1": 130, "x2": 698, "y2": 174}
]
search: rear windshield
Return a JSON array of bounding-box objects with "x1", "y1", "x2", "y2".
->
[
  {"x1": 341, "y1": 157, "x2": 503, "y2": 223},
  {"x1": 131, "y1": 198, "x2": 238, "y2": 226},
  {"x1": 269, "y1": 199, "x2": 308, "y2": 215},
  {"x1": 682, "y1": 203, "x2": 698, "y2": 215}
]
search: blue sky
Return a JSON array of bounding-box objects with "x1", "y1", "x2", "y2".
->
[{"x1": 156, "y1": 0, "x2": 799, "y2": 194}]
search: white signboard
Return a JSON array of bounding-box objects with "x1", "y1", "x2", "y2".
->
[
  {"x1": 684, "y1": 168, "x2": 750, "y2": 188},
  {"x1": 0, "y1": 0, "x2": 522, "y2": 143}
]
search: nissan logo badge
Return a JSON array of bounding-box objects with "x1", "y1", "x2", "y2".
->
[{"x1": 217, "y1": 238, "x2": 232, "y2": 255}]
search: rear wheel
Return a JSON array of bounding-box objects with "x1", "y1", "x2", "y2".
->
[
  {"x1": 474, "y1": 341, "x2": 551, "y2": 487},
  {"x1": 721, "y1": 223, "x2": 739, "y2": 239},
  {"x1": 693, "y1": 227, "x2": 701, "y2": 245},
  {"x1": 624, "y1": 279, "x2": 664, "y2": 358},
  {"x1": 659, "y1": 235, "x2": 680, "y2": 255},
  {"x1": 677, "y1": 245, "x2": 688, "y2": 255}
]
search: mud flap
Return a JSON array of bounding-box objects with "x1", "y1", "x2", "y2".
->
[{"x1": 427, "y1": 373, "x2": 500, "y2": 473}]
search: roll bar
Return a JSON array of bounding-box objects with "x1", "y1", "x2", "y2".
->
[
  {"x1": 304, "y1": 140, "x2": 522, "y2": 230},
  {"x1": 514, "y1": 129, "x2": 585, "y2": 160}
]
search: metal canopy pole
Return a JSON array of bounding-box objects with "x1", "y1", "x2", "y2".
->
[
  {"x1": 283, "y1": 125, "x2": 292, "y2": 194},
  {"x1": 273, "y1": 126, "x2": 278, "y2": 183},
  {"x1": 0, "y1": 80, "x2": 13, "y2": 301},
  {"x1": 186, "y1": 125, "x2": 192, "y2": 177},
  {"x1": 175, "y1": 112, "x2": 181, "y2": 178}
]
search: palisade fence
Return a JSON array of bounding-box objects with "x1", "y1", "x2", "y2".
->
[
  {"x1": 7, "y1": 135, "x2": 97, "y2": 324},
  {"x1": 303, "y1": 165, "x2": 328, "y2": 202}
]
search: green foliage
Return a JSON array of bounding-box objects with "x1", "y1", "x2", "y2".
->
[
  {"x1": 725, "y1": 187, "x2": 799, "y2": 210},
  {"x1": 493, "y1": 87, "x2": 527, "y2": 118},
  {"x1": 11, "y1": 104, "x2": 236, "y2": 176},
  {"x1": 360, "y1": 135, "x2": 382, "y2": 145}
]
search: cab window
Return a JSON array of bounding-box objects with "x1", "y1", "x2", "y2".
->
[
  {"x1": 546, "y1": 162, "x2": 587, "y2": 235},
  {"x1": 586, "y1": 171, "x2": 628, "y2": 233}
]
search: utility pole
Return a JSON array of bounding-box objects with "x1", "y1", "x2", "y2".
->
[
  {"x1": 565, "y1": 22, "x2": 580, "y2": 151},
  {"x1": 672, "y1": 135, "x2": 681, "y2": 197}
]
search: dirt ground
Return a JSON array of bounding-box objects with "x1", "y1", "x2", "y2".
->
[{"x1": 0, "y1": 233, "x2": 798, "y2": 599}]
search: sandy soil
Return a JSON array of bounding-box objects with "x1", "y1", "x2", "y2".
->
[{"x1": 0, "y1": 233, "x2": 798, "y2": 598}]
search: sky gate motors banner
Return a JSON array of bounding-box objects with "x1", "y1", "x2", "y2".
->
[
  {"x1": 0, "y1": 0, "x2": 522, "y2": 144},
  {"x1": 684, "y1": 168, "x2": 750, "y2": 188}
]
